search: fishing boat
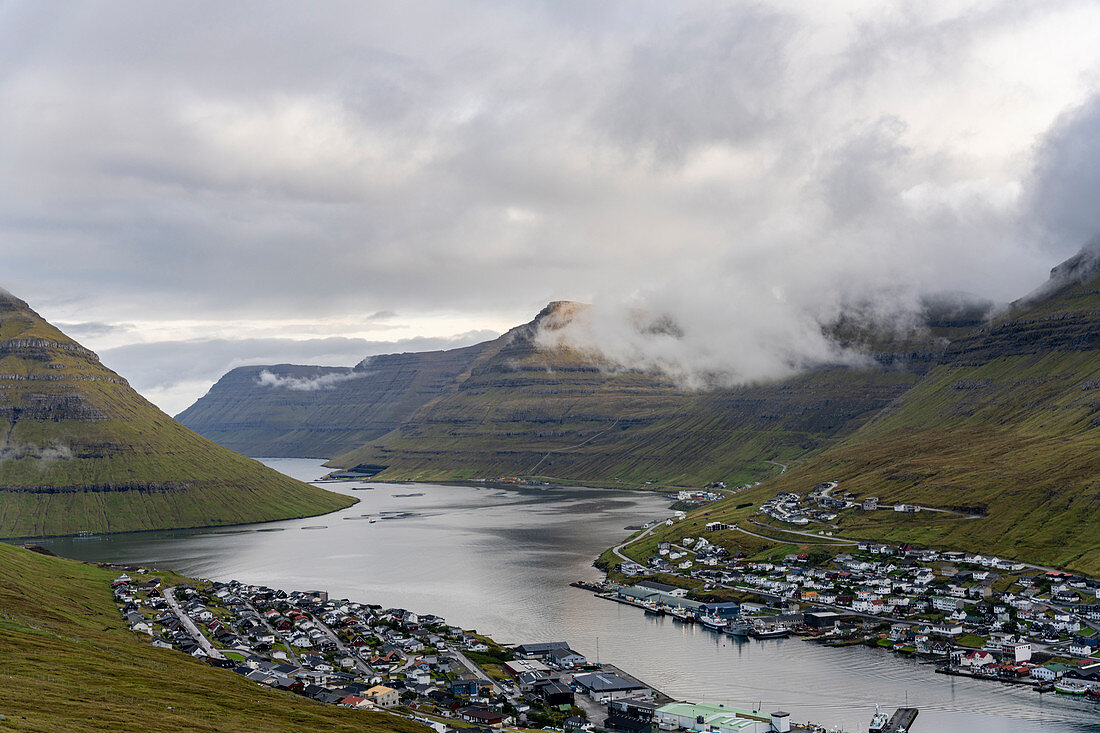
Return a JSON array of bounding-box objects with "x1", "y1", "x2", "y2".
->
[
  {"x1": 1054, "y1": 680, "x2": 1088, "y2": 696},
  {"x1": 698, "y1": 613, "x2": 728, "y2": 631},
  {"x1": 751, "y1": 624, "x2": 790, "y2": 639},
  {"x1": 868, "y1": 705, "x2": 888, "y2": 733},
  {"x1": 724, "y1": 621, "x2": 752, "y2": 637},
  {"x1": 669, "y1": 607, "x2": 694, "y2": 622},
  {"x1": 643, "y1": 603, "x2": 664, "y2": 616}
]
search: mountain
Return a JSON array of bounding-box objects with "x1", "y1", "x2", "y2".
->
[
  {"x1": 686, "y1": 245, "x2": 1100, "y2": 574},
  {"x1": 183, "y1": 301, "x2": 979, "y2": 488},
  {"x1": 0, "y1": 290, "x2": 354, "y2": 538},
  {"x1": 175, "y1": 344, "x2": 490, "y2": 458}
]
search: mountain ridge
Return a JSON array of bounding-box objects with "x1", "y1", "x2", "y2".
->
[{"x1": 0, "y1": 290, "x2": 355, "y2": 538}]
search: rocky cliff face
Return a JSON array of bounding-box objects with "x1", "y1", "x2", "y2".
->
[{"x1": 0, "y1": 290, "x2": 353, "y2": 538}]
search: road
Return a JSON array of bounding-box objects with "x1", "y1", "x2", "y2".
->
[
  {"x1": 242, "y1": 597, "x2": 301, "y2": 666},
  {"x1": 162, "y1": 587, "x2": 225, "y2": 660},
  {"x1": 449, "y1": 647, "x2": 503, "y2": 695},
  {"x1": 733, "y1": 521, "x2": 856, "y2": 546},
  {"x1": 309, "y1": 614, "x2": 374, "y2": 676},
  {"x1": 764, "y1": 460, "x2": 788, "y2": 474},
  {"x1": 611, "y1": 520, "x2": 665, "y2": 563}
]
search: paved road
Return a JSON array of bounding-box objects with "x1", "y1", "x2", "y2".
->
[
  {"x1": 162, "y1": 587, "x2": 224, "y2": 660},
  {"x1": 242, "y1": 598, "x2": 301, "y2": 666},
  {"x1": 733, "y1": 521, "x2": 856, "y2": 546},
  {"x1": 611, "y1": 520, "x2": 665, "y2": 563},
  {"x1": 764, "y1": 460, "x2": 788, "y2": 474},
  {"x1": 310, "y1": 614, "x2": 374, "y2": 676},
  {"x1": 449, "y1": 647, "x2": 502, "y2": 695}
]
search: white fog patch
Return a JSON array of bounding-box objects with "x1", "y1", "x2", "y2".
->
[
  {"x1": 0, "y1": 441, "x2": 74, "y2": 463},
  {"x1": 255, "y1": 369, "x2": 366, "y2": 392},
  {"x1": 536, "y1": 286, "x2": 879, "y2": 390}
]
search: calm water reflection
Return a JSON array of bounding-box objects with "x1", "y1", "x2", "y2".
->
[{"x1": 40, "y1": 459, "x2": 1099, "y2": 732}]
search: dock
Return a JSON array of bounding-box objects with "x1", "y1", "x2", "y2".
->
[{"x1": 884, "y1": 707, "x2": 918, "y2": 732}]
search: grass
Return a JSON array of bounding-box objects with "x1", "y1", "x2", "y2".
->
[
  {"x1": 0, "y1": 543, "x2": 422, "y2": 732},
  {"x1": 0, "y1": 293, "x2": 355, "y2": 538}
]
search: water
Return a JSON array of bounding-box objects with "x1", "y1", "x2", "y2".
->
[{"x1": 39, "y1": 458, "x2": 1099, "y2": 732}]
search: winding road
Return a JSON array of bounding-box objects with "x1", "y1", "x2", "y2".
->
[{"x1": 611, "y1": 520, "x2": 665, "y2": 564}]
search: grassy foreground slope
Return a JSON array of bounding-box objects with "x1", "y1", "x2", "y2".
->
[
  {"x1": 0, "y1": 543, "x2": 420, "y2": 732},
  {"x1": 680, "y1": 259, "x2": 1100, "y2": 575},
  {"x1": 0, "y1": 291, "x2": 354, "y2": 538}
]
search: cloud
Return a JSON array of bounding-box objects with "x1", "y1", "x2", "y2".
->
[
  {"x1": 0, "y1": 2, "x2": 1099, "y2": 396},
  {"x1": 96, "y1": 331, "x2": 499, "y2": 414},
  {"x1": 1025, "y1": 96, "x2": 1100, "y2": 248},
  {"x1": 255, "y1": 368, "x2": 365, "y2": 392}
]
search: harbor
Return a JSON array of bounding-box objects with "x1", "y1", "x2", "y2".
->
[{"x1": 39, "y1": 462, "x2": 1100, "y2": 733}]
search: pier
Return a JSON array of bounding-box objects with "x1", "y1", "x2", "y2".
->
[{"x1": 884, "y1": 707, "x2": 918, "y2": 732}]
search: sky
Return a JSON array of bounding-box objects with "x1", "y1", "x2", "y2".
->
[{"x1": 2, "y1": 0, "x2": 1100, "y2": 414}]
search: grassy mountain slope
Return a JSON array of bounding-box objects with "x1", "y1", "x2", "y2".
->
[
  {"x1": 678, "y1": 259, "x2": 1100, "y2": 574},
  {"x1": 0, "y1": 291, "x2": 354, "y2": 538},
  {"x1": 0, "y1": 542, "x2": 419, "y2": 732},
  {"x1": 329, "y1": 303, "x2": 969, "y2": 487},
  {"x1": 176, "y1": 345, "x2": 489, "y2": 458}
]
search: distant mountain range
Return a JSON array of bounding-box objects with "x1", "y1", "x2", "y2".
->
[
  {"x1": 0, "y1": 290, "x2": 354, "y2": 538},
  {"x1": 178, "y1": 245, "x2": 1100, "y2": 573}
]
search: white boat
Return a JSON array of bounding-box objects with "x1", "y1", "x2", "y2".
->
[
  {"x1": 868, "y1": 705, "x2": 888, "y2": 733},
  {"x1": 698, "y1": 613, "x2": 728, "y2": 631},
  {"x1": 751, "y1": 623, "x2": 790, "y2": 639},
  {"x1": 669, "y1": 607, "x2": 694, "y2": 622}
]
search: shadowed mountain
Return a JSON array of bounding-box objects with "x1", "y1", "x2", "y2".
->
[
  {"x1": 326, "y1": 302, "x2": 975, "y2": 485},
  {"x1": 181, "y1": 298, "x2": 980, "y2": 488},
  {"x1": 175, "y1": 344, "x2": 490, "y2": 458},
  {"x1": 0, "y1": 290, "x2": 354, "y2": 538}
]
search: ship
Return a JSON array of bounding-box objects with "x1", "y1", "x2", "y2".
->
[
  {"x1": 751, "y1": 624, "x2": 790, "y2": 639},
  {"x1": 698, "y1": 613, "x2": 729, "y2": 631},
  {"x1": 1054, "y1": 680, "x2": 1088, "y2": 696},
  {"x1": 669, "y1": 607, "x2": 694, "y2": 622},
  {"x1": 724, "y1": 621, "x2": 752, "y2": 637},
  {"x1": 868, "y1": 705, "x2": 888, "y2": 733}
]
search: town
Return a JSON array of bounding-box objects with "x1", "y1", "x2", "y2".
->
[
  {"x1": 609, "y1": 495, "x2": 1100, "y2": 700},
  {"x1": 111, "y1": 569, "x2": 834, "y2": 733}
]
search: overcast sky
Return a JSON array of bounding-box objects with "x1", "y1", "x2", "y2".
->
[{"x1": 3, "y1": 1, "x2": 1100, "y2": 414}]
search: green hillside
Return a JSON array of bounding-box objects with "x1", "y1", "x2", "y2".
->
[
  {"x1": 661, "y1": 258, "x2": 1100, "y2": 574},
  {"x1": 0, "y1": 291, "x2": 354, "y2": 538},
  {"x1": 327, "y1": 302, "x2": 970, "y2": 487},
  {"x1": 0, "y1": 542, "x2": 419, "y2": 732}
]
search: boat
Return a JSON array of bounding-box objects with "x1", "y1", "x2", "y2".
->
[
  {"x1": 643, "y1": 603, "x2": 664, "y2": 616},
  {"x1": 868, "y1": 705, "x2": 888, "y2": 733},
  {"x1": 724, "y1": 621, "x2": 751, "y2": 637},
  {"x1": 1054, "y1": 680, "x2": 1088, "y2": 696},
  {"x1": 751, "y1": 624, "x2": 790, "y2": 639},
  {"x1": 669, "y1": 607, "x2": 694, "y2": 622},
  {"x1": 698, "y1": 613, "x2": 728, "y2": 631}
]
